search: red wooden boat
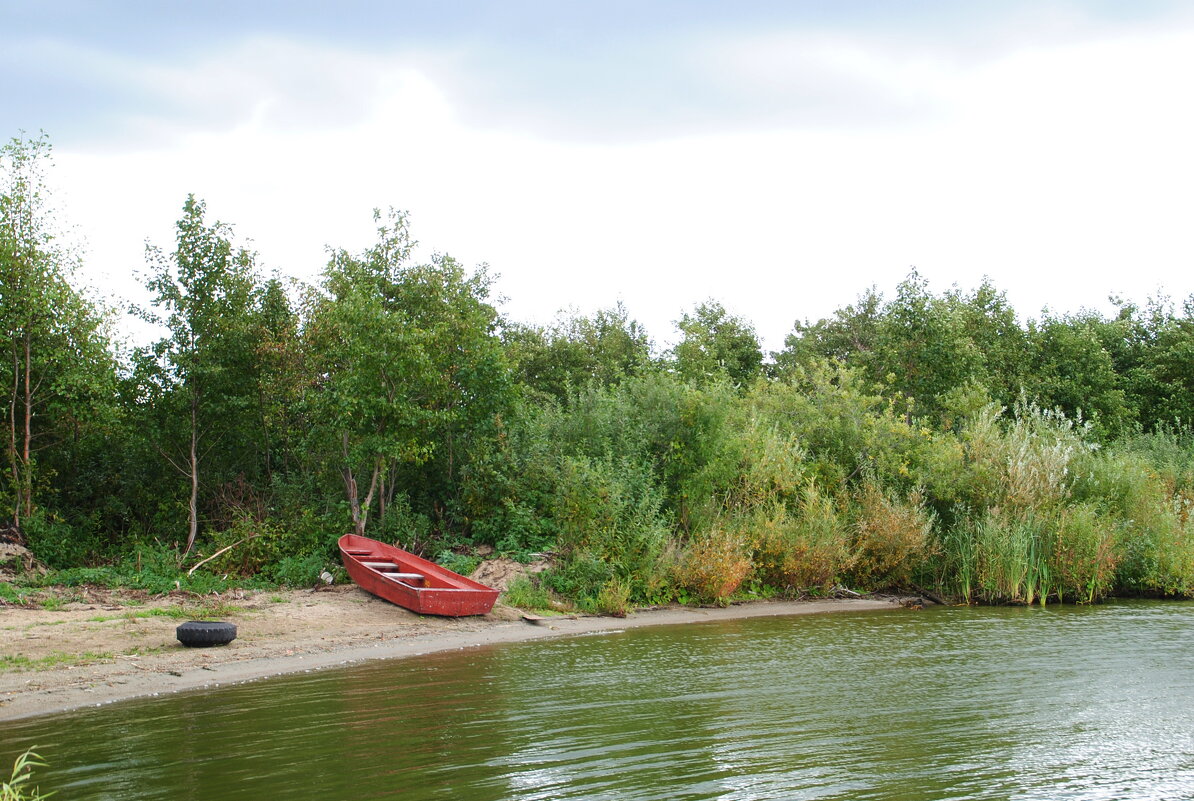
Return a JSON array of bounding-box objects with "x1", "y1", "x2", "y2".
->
[{"x1": 338, "y1": 534, "x2": 499, "y2": 616}]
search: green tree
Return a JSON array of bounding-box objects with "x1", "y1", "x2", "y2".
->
[
  {"x1": 504, "y1": 303, "x2": 654, "y2": 401},
  {"x1": 671, "y1": 299, "x2": 763, "y2": 388},
  {"x1": 138, "y1": 195, "x2": 261, "y2": 557},
  {"x1": 1103, "y1": 295, "x2": 1194, "y2": 430},
  {"x1": 1023, "y1": 311, "x2": 1131, "y2": 438},
  {"x1": 307, "y1": 209, "x2": 512, "y2": 538},
  {"x1": 253, "y1": 276, "x2": 303, "y2": 480},
  {"x1": 774, "y1": 286, "x2": 884, "y2": 377},
  {"x1": 776, "y1": 273, "x2": 1024, "y2": 424}
]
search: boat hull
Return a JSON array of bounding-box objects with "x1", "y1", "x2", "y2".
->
[{"x1": 338, "y1": 534, "x2": 499, "y2": 616}]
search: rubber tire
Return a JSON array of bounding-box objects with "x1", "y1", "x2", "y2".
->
[{"x1": 176, "y1": 620, "x2": 237, "y2": 648}]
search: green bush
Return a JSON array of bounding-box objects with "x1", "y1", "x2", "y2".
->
[
  {"x1": 850, "y1": 482, "x2": 935, "y2": 591},
  {"x1": 540, "y1": 551, "x2": 615, "y2": 603},
  {"x1": 551, "y1": 454, "x2": 671, "y2": 603},
  {"x1": 673, "y1": 527, "x2": 752, "y2": 605},
  {"x1": 746, "y1": 487, "x2": 854, "y2": 596},
  {"x1": 435, "y1": 550, "x2": 481, "y2": 577},
  {"x1": 22, "y1": 511, "x2": 93, "y2": 569},
  {"x1": 269, "y1": 554, "x2": 331, "y2": 587},
  {"x1": 1051, "y1": 502, "x2": 1120, "y2": 603}
]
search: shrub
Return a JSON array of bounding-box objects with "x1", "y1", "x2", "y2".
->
[
  {"x1": 540, "y1": 551, "x2": 614, "y2": 604},
  {"x1": 960, "y1": 402, "x2": 1094, "y2": 514},
  {"x1": 22, "y1": 511, "x2": 92, "y2": 569},
  {"x1": 1116, "y1": 489, "x2": 1194, "y2": 596},
  {"x1": 673, "y1": 527, "x2": 753, "y2": 605},
  {"x1": 551, "y1": 454, "x2": 670, "y2": 602},
  {"x1": 269, "y1": 554, "x2": 330, "y2": 587},
  {"x1": 594, "y1": 577, "x2": 632, "y2": 616},
  {"x1": 435, "y1": 550, "x2": 481, "y2": 577},
  {"x1": 850, "y1": 482, "x2": 935, "y2": 591},
  {"x1": 747, "y1": 486, "x2": 854, "y2": 596}
]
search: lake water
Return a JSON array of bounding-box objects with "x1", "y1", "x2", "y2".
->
[{"x1": 3, "y1": 602, "x2": 1193, "y2": 800}]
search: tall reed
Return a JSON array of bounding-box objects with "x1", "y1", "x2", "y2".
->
[{"x1": 1, "y1": 749, "x2": 50, "y2": 801}]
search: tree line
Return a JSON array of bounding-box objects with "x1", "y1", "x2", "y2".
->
[{"x1": 4, "y1": 133, "x2": 1194, "y2": 607}]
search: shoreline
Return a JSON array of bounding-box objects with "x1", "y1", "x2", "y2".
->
[{"x1": 0, "y1": 594, "x2": 903, "y2": 721}]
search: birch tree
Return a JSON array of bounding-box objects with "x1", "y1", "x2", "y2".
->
[{"x1": 139, "y1": 195, "x2": 259, "y2": 557}]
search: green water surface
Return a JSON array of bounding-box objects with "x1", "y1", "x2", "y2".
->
[{"x1": 3, "y1": 601, "x2": 1193, "y2": 800}]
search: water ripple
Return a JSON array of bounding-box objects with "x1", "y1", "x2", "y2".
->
[{"x1": 3, "y1": 601, "x2": 1194, "y2": 800}]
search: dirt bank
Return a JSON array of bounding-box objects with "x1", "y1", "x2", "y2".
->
[{"x1": 0, "y1": 586, "x2": 905, "y2": 721}]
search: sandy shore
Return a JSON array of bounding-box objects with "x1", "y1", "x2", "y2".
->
[{"x1": 0, "y1": 586, "x2": 905, "y2": 721}]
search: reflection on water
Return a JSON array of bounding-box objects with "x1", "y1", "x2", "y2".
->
[{"x1": 3, "y1": 601, "x2": 1193, "y2": 800}]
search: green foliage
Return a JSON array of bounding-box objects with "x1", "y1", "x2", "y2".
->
[
  {"x1": 593, "y1": 576, "x2": 633, "y2": 616},
  {"x1": 38, "y1": 542, "x2": 272, "y2": 594},
  {"x1": 502, "y1": 575, "x2": 551, "y2": 609},
  {"x1": 504, "y1": 303, "x2": 655, "y2": 402},
  {"x1": 1051, "y1": 502, "x2": 1120, "y2": 603},
  {"x1": 435, "y1": 550, "x2": 481, "y2": 577},
  {"x1": 268, "y1": 554, "x2": 331, "y2": 588},
  {"x1": 306, "y1": 208, "x2": 513, "y2": 539},
  {"x1": 0, "y1": 582, "x2": 28, "y2": 603},
  {"x1": 671, "y1": 299, "x2": 763, "y2": 388},
  {"x1": 849, "y1": 482, "x2": 935, "y2": 591},
  {"x1": 1024, "y1": 312, "x2": 1132, "y2": 438},
  {"x1": 744, "y1": 487, "x2": 855, "y2": 596},
  {"x1": 8, "y1": 137, "x2": 1194, "y2": 610},
  {"x1": 552, "y1": 454, "x2": 671, "y2": 602},
  {"x1": 137, "y1": 194, "x2": 264, "y2": 557},
  {"x1": 0, "y1": 133, "x2": 115, "y2": 530},
  {"x1": 540, "y1": 553, "x2": 615, "y2": 604},
  {"x1": 776, "y1": 273, "x2": 1026, "y2": 424},
  {"x1": 21, "y1": 512, "x2": 93, "y2": 569}
]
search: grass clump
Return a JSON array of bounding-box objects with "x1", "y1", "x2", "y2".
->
[
  {"x1": 502, "y1": 576, "x2": 552, "y2": 610},
  {"x1": 0, "y1": 651, "x2": 113, "y2": 673}
]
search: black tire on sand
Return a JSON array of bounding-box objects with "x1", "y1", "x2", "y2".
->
[{"x1": 176, "y1": 620, "x2": 237, "y2": 647}]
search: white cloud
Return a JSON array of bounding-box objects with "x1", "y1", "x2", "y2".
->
[{"x1": 46, "y1": 18, "x2": 1194, "y2": 357}]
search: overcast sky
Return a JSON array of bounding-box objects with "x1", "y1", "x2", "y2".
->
[{"x1": 5, "y1": 0, "x2": 1194, "y2": 351}]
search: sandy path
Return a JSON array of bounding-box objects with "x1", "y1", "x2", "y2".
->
[{"x1": 0, "y1": 586, "x2": 905, "y2": 721}]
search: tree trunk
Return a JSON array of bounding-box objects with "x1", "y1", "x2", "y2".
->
[
  {"x1": 8, "y1": 346, "x2": 19, "y2": 527},
  {"x1": 378, "y1": 469, "x2": 385, "y2": 524},
  {"x1": 341, "y1": 432, "x2": 365, "y2": 536},
  {"x1": 183, "y1": 396, "x2": 199, "y2": 557},
  {"x1": 339, "y1": 433, "x2": 384, "y2": 538},
  {"x1": 20, "y1": 332, "x2": 32, "y2": 521}
]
